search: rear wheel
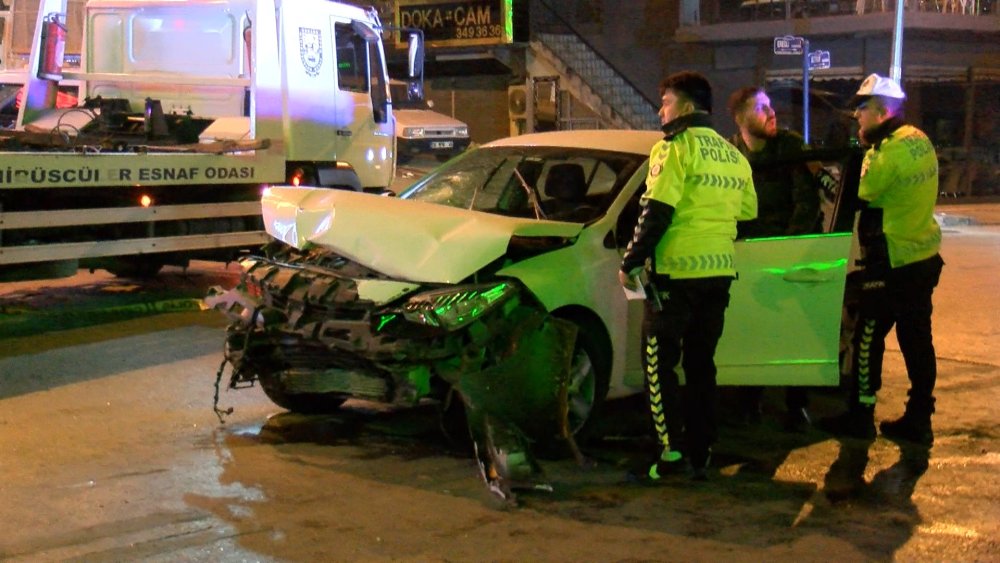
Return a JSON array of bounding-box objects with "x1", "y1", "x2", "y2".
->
[{"x1": 258, "y1": 371, "x2": 347, "y2": 414}]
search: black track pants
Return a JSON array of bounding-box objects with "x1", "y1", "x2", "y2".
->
[
  {"x1": 641, "y1": 276, "x2": 732, "y2": 460},
  {"x1": 852, "y1": 254, "x2": 943, "y2": 416}
]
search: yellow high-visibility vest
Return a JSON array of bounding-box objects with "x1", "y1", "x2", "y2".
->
[
  {"x1": 859, "y1": 124, "x2": 941, "y2": 268},
  {"x1": 642, "y1": 126, "x2": 757, "y2": 279}
]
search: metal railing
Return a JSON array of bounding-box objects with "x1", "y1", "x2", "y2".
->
[
  {"x1": 712, "y1": 0, "x2": 995, "y2": 24},
  {"x1": 533, "y1": 0, "x2": 658, "y2": 109}
]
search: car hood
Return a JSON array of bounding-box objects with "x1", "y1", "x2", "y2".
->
[
  {"x1": 393, "y1": 108, "x2": 467, "y2": 129},
  {"x1": 261, "y1": 187, "x2": 583, "y2": 284}
]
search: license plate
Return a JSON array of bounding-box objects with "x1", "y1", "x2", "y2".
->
[{"x1": 430, "y1": 141, "x2": 454, "y2": 149}]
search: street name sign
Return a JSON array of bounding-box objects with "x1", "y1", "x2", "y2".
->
[
  {"x1": 773, "y1": 35, "x2": 805, "y2": 55},
  {"x1": 809, "y1": 50, "x2": 831, "y2": 70}
]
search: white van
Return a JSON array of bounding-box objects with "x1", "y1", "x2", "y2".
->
[{"x1": 390, "y1": 79, "x2": 469, "y2": 163}]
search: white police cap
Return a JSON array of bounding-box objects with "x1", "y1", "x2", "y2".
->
[{"x1": 855, "y1": 73, "x2": 906, "y2": 100}]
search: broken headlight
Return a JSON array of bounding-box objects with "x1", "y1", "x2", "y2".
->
[{"x1": 401, "y1": 282, "x2": 518, "y2": 331}]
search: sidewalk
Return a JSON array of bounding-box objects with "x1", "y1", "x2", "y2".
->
[{"x1": 935, "y1": 200, "x2": 1000, "y2": 226}]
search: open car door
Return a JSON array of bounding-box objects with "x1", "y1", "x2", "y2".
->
[
  {"x1": 718, "y1": 233, "x2": 851, "y2": 386},
  {"x1": 715, "y1": 148, "x2": 863, "y2": 387}
]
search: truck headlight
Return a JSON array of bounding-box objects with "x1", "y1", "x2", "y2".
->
[
  {"x1": 456, "y1": 126, "x2": 469, "y2": 137},
  {"x1": 402, "y1": 127, "x2": 425, "y2": 138},
  {"x1": 402, "y1": 282, "x2": 517, "y2": 331}
]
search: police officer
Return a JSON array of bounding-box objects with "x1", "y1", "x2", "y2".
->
[
  {"x1": 821, "y1": 74, "x2": 944, "y2": 445},
  {"x1": 619, "y1": 71, "x2": 757, "y2": 481},
  {"x1": 728, "y1": 86, "x2": 821, "y2": 431}
]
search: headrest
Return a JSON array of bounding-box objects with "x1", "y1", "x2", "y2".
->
[{"x1": 544, "y1": 163, "x2": 587, "y2": 202}]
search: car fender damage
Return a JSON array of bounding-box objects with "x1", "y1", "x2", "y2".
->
[
  {"x1": 457, "y1": 311, "x2": 578, "y2": 501},
  {"x1": 206, "y1": 244, "x2": 582, "y2": 502}
]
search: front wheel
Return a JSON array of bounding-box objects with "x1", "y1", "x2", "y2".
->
[
  {"x1": 564, "y1": 319, "x2": 611, "y2": 437},
  {"x1": 258, "y1": 371, "x2": 347, "y2": 414}
]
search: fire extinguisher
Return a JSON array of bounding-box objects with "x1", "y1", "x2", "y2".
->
[{"x1": 37, "y1": 13, "x2": 67, "y2": 81}]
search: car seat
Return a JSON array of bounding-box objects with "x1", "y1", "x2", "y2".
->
[{"x1": 543, "y1": 163, "x2": 596, "y2": 222}]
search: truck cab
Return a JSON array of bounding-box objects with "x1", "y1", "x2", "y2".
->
[{"x1": 0, "y1": 0, "x2": 422, "y2": 281}]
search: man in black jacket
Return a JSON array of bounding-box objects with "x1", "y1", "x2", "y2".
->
[{"x1": 727, "y1": 86, "x2": 821, "y2": 431}]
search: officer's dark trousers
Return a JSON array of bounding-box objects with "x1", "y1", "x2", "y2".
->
[
  {"x1": 851, "y1": 254, "x2": 944, "y2": 417},
  {"x1": 641, "y1": 276, "x2": 732, "y2": 463}
]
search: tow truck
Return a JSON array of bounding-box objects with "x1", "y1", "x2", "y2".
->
[{"x1": 0, "y1": 0, "x2": 422, "y2": 280}]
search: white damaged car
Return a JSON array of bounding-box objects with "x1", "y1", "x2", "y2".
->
[{"x1": 209, "y1": 130, "x2": 860, "y2": 495}]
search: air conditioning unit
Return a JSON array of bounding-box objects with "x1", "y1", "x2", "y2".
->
[{"x1": 508, "y1": 84, "x2": 529, "y2": 120}]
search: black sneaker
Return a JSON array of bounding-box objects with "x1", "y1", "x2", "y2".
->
[
  {"x1": 880, "y1": 415, "x2": 933, "y2": 446},
  {"x1": 649, "y1": 457, "x2": 689, "y2": 479},
  {"x1": 627, "y1": 454, "x2": 689, "y2": 484},
  {"x1": 689, "y1": 449, "x2": 712, "y2": 481},
  {"x1": 818, "y1": 408, "x2": 875, "y2": 440}
]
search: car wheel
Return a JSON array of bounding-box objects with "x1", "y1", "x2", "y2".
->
[
  {"x1": 564, "y1": 319, "x2": 611, "y2": 436},
  {"x1": 257, "y1": 371, "x2": 347, "y2": 414},
  {"x1": 438, "y1": 387, "x2": 472, "y2": 452}
]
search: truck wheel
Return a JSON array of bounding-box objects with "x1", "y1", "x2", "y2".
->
[
  {"x1": 258, "y1": 372, "x2": 347, "y2": 414},
  {"x1": 105, "y1": 258, "x2": 164, "y2": 278}
]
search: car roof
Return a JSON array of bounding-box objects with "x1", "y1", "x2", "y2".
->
[{"x1": 484, "y1": 130, "x2": 662, "y2": 156}]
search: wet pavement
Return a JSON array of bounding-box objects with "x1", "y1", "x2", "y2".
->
[{"x1": 0, "y1": 204, "x2": 998, "y2": 561}]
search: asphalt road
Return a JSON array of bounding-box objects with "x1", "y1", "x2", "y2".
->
[{"x1": 0, "y1": 204, "x2": 998, "y2": 561}]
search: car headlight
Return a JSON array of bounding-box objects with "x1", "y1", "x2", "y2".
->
[
  {"x1": 402, "y1": 282, "x2": 517, "y2": 331},
  {"x1": 456, "y1": 126, "x2": 469, "y2": 137},
  {"x1": 402, "y1": 127, "x2": 425, "y2": 138}
]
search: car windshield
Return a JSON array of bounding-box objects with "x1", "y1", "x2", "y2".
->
[{"x1": 399, "y1": 146, "x2": 645, "y2": 222}]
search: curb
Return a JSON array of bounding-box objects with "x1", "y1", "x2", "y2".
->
[{"x1": 934, "y1": 212, "x2": 978, "y2": 227}]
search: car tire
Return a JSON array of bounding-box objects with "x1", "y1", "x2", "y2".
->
[
  {"x1": 257, "y1": 371, "x2": 347, "y2": 414},
  {"x1": 537, "y1": 316, "x2": 611, "y2": 456},
  {"x1": 564, "y1": 318, "x2": 612, "y2": 437},
  {"x1": 438, "y1": 387, "x2": 473, "y2": 452}
]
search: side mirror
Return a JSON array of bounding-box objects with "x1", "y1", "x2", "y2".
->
[
  {"x1": 406, "y1": 29, "x2": 425, "y2": 102},
  {"x1": 407, "y1": 29, "x2": 424, "y2": 79}
]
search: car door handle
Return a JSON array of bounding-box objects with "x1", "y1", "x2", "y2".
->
[{"x1": 782, "y1": 268, "x2": 834, "y2": 283}]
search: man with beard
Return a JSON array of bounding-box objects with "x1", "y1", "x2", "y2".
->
[
  {"x1": 728, "y1": 86, "x2": 820, "y2": 238},
  {"x1": 820, "y1": 74, "x2": 943, "y2": 445},
  {"x1": 727, "y1": 86, "x2": 821, "y2": 431},
  {"x1": 620, "y1": 72, "x2": 756, "y2": 481}
]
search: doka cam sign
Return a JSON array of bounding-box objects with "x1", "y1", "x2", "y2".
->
[{"x1": 396, "y1": 0, "x2": 513, "y2": 48}]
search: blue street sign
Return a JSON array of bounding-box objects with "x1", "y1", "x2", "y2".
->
[
  {"x1": 809, "y1": 50, "x2": 831, "y2": 70},
  {"x1": 773, "y1": 35, "x2": 805, "y2": 55}
]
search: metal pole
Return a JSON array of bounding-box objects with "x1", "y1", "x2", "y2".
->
[
  {"x1": 890, "y1": 0, "x2": 904, "y2": 82},
  {"x1": 803, "y1": 39, "x2": 810, "y2": 145}
]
